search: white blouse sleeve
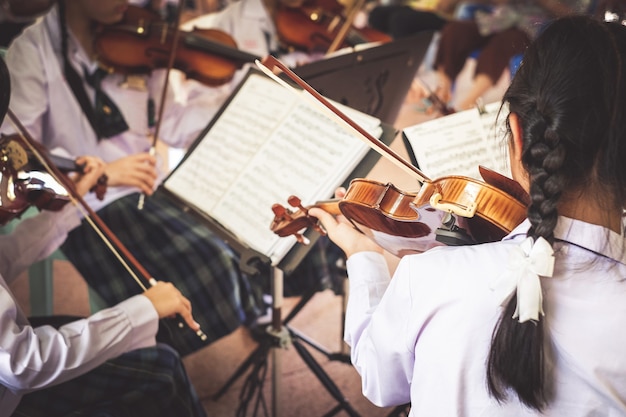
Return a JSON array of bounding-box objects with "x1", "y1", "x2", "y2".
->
[
  {"x1": 344, "y1": 251, "x2": 416, "y2": 407},
  {"x1": 0, "y1": 287, "x2": 158, "y2": 394}
]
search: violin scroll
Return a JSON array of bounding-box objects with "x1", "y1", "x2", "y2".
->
[{"x1": 271, "y1": 195, "x2": 335, "y2": 245}]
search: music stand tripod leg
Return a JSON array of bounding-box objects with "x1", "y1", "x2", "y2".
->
[
  {"x1": 212, "y1": 266, "x2": 290, "y2": 417},
  {"x1": 212, "y1": 267, "x2": 360, "y2": 417},
  {"x1": 279, "y1": 280, "x2": 359, "y2": 415},
  {"x1": 289, "y1": 333, "x2": 361, "y2": 417},
  {"x1": 211, "y1": 333, "x2": 270, "y2": 401}
]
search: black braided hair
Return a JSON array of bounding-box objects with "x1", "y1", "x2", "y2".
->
[{"x1": 487, "y1": 16, "x2": 626, "y2": 410}]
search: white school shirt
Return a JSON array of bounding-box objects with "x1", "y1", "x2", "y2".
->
[
  {"x1": 345, "y1": 216, "x2": 626, "y2": 416},
  {"x1": 1, "y1": 5, "x2": 216, "y2": 215},
  {"x1": 0, "y1": 208, "x2": 159, "y2": 415}
]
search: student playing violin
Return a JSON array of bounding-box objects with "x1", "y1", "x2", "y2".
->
[
  {"x1": 0, "y1": 151, "x2": 206, "y2": 416},
  {"x1": 310, "y1": 15, "x2": 626, "y2": 414},
  {"x1": 1, "y1": 0, "x2": 265, "y2": 357}
]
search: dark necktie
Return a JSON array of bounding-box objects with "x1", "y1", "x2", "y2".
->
[{"x1": 83, "y1": 67, "x2": 129, "y2": 139}]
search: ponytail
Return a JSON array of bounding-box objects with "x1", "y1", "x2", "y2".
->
[{"x1": 487, "y1": 16, "x2": 626, "y2": 410}]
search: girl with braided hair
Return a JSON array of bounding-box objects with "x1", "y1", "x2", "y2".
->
[{"x1": 309, "y1": 15, "x2": 626, "y2": 415}]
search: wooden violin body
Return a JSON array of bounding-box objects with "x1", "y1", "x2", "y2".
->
[
  {"x1": 94, "y1": 5, "x2": 260, "y2": 86},
  {"x1": 412, "y1": 167, "x2": 528, "y2": 245},
  {"x1": 274, "y1": 0, "x2": 391, "y2": 54},
  {"x1": 339, "y1": 178, "x2": 452, "y2": 255}
]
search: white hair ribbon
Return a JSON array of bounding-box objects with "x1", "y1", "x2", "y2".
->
[{"x1": 491, "y1": 237, "x2": 555, "y2": 323}]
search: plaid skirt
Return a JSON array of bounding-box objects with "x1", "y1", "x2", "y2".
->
[
  {"x1": 12, "y1": 344, "x2": 207, "y2": 417},
  {"x1": 61, "y1": 192, "x2": 265, "y2": 356}
]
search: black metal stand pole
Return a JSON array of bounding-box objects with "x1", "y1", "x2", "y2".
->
[{"x1": 212, "y1": 270, "x2": 361, "y2": 417}]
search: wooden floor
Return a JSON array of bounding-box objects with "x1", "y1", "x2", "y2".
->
[{"x1": 8, "y1": 61, "x2": 508, "y2": 416}]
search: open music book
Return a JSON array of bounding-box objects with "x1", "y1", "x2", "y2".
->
[
  {"x1": 161, "y1": 69, "x2": 391, "y2": 268},
  {"x1": 402, "y1": 101, "x2": 511, "y2": 180}
]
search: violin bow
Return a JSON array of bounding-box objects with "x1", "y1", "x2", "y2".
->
[
  {"x1": 326, "y1": 0, "x2": 366, "y2": 55},
  {"x1": 137, "y1": 0, "x2": 187, "y2": 210},
  {"x1": 6, "y1": 108, "x2": 208, "y2": 341},
  {"x1": 256, "y1": 55, "x2": 432, "y2": 184}
]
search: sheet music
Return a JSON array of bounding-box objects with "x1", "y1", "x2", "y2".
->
[
  {"x1": 403, "y1": 101, "x2": 510, "y2": 180},
  {"x1": 163, "y1": 73, "x2": 377, "y2": 263}
]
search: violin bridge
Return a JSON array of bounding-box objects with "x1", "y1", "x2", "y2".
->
[{"x1": 429, "y1": 192, "x2": 477, "y2": 218}]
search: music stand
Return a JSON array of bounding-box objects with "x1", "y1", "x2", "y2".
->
[
  {"x1": 293, "y1": 31, "x2": 435, "y2": 125},
  {"x1": 160, "y1": 68, "x2": 398, "y2": 417}
]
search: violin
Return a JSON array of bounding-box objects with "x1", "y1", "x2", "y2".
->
[
  {"x1": 424, "y1": 90, "x2": 455, "y2": 116},
  {"x1": 271, "y1": 168, "x2": 529, "y2": 257},
  {"x1": 414, "y1": 78, "x2": 455, "y2": 116},
  {"x1": 0, "y1": 51, "x2": 207, "y2": 340},
  {"x1": 0, "y1": 134, "x2": 108, "y2": 225},
  {"x1": 274, "y1": 0, "x2": 392, "y2": 54},
  {"x1": 271, "y1": 178, "x2": 453, "y2": 257},
  {"x1": 259, "y1": 56, "x2": 529, "y2": 255},
  {"x1": 94, "y1": 5, "x2": 260, "y2": 86}
]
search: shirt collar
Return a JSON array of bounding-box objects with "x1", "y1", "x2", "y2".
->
[
  {"x1": 505, "y1": 216, "x2": 626, "y2": 266},
  {"x1": 243, "y1": 0, "x2": 269, "y2": 21},
  {"x1": 44, "y1": 4, "x2": 62, "y2": 56}
]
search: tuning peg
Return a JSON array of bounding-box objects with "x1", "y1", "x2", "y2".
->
[
  {"x1": 271, "y1": 203, "x2": 292, "y2": 221},
  {"x1": 287, "y1": 195, "x2": 307, "y2": 212}
]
